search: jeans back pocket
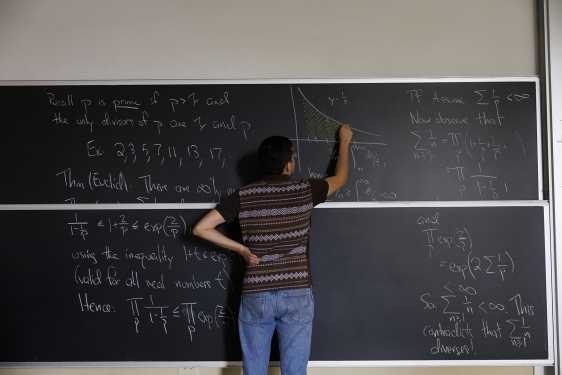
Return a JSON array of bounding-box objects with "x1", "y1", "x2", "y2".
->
[
  {"x1": 283, "y1": 290, "x2": 313, "y2": 324},
  {"x1": 239, "y1": 293, "x2": 266, "y2": 323}
]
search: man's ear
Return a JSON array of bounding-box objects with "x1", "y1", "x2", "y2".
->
[{"x1": 282, "y1": 161, "x2": 291, "y2": 175}]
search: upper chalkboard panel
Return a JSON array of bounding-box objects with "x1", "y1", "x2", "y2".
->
[{"x1": 0, "y1": 80, "x2": 540, "y2": 203}]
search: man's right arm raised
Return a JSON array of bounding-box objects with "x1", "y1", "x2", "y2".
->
[{"x1": 325, "y1": 124, "x2": 353, "y2": 196}]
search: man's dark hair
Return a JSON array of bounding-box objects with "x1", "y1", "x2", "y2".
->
[{"x1": 258, "y1": 136, "x2": 293, "y2": 175}]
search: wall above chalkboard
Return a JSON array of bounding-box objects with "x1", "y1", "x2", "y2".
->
[{"x1": 0, "y1": 79, "x2": 541, "y2": 204}]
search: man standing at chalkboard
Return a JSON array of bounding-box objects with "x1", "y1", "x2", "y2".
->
[{"x1": 193, "y1": 124, "x2": 352, "y2": 375}]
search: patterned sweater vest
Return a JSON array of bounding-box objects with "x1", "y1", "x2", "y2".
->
[{"x1": 238, "y1": 179, "x2": 314, "y2": 294}]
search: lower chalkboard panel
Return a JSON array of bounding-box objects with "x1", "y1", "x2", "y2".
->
[{"x1": 0, "y1": 205, "x2": 550, "y2": 364}]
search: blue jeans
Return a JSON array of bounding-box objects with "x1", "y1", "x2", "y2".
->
[{"x1": 238, "y1": 288, "x2": 314, "y2": 375}]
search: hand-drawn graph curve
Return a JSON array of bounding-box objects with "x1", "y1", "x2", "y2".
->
[
  {"x1": 290, "y1": 86, "x2": 388, "y2": 172},
  {"x1": 294, "y1": 86, "x2": 385, "y2": 141}
]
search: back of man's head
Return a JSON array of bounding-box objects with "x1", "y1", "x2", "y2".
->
[{"x1": 258, "y1": 136, "x2": 293, "y2": 175}]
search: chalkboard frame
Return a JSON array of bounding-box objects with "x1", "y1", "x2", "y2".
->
[{"x1": 0, "y1": 78, "x2": 552, "y2": 368}]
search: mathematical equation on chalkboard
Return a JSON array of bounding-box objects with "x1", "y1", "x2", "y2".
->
[
  {"x1": 0, "y1": 81, "x2": 540, "y2": 204},
  {"x1": 48, "y1": 87, "x2": 268, "y2": 204},
  {"x1": 66, "y1": 210, "x2": 244, "y2": 343},
  {"x1": 416, "y1": 212, "x2": 537, "y2": 355},
  {"x1": 63, "y1": 208, "x2": 545, "y2": 357},
  {"x1": 297, "y1": 84, "x2": 537, "y2": 202}
]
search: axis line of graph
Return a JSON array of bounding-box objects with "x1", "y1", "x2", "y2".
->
[{"x1": 290, "y1": 138, "x2": 388, "y2": 146}]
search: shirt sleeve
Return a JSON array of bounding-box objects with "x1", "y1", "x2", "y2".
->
[
  {"x1": 308, "y1": 179, "x2": 329, "y2": 206},
  {"x1": 214, "y1": 190, "x2": 240, "y2": 223}
]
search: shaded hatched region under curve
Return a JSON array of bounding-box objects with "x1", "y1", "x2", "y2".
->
[
  {"x1": 301, "y1": 93, "x2": 341, "y2": 141},
  {"x1": 297, "y1": 87, "x2": 383, "y2": 143}
]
